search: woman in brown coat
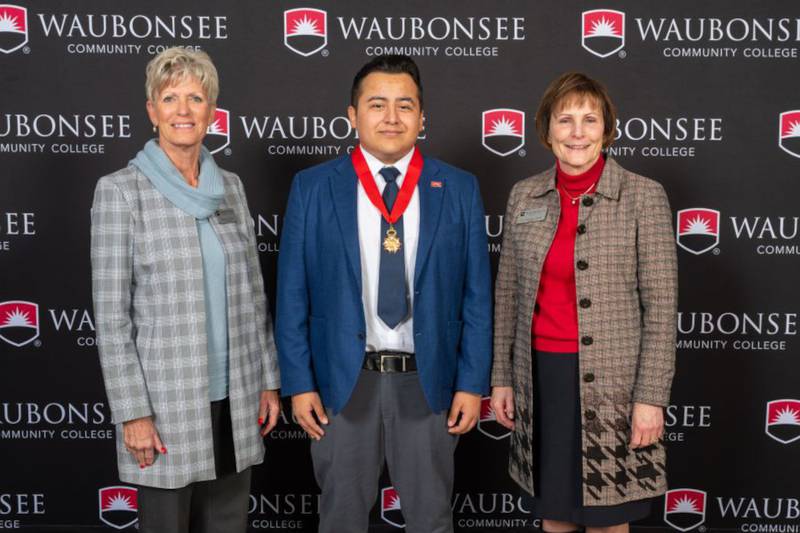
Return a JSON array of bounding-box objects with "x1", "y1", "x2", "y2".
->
[{"x1": 490, "y1": 72, "x2": 678, "y2": 533}]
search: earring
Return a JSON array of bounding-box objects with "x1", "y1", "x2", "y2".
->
[{"x1": 152, "y1": 125, "x2": 158, "y2": 133}]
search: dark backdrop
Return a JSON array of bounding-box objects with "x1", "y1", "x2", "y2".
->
[{"x1": 1, "y1": 1, "x2": 799, "y2": 531}]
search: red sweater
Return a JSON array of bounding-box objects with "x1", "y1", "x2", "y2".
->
[{"x1": 531, "y1": 156, "x2": 604, "y2": 353}]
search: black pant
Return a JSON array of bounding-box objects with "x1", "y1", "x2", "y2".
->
[{"x1": 137, "y1": 398, "x2": 251, "y2": 533}]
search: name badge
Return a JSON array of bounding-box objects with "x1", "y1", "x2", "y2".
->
[
  {"x1": 516, "y1": 207, "x2": 547, "y2": 223},
  {"x1": 215, "y1": 208, "x2": 237, "y2": 224}
]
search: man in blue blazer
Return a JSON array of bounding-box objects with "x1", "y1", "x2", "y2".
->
[{"x1": 276, "y1": 55, "x2": 492, "y2": 533}]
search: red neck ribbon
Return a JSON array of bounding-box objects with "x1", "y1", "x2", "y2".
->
[{"x1": 351, "y1": 145, "x2": 423, "y2": 224}]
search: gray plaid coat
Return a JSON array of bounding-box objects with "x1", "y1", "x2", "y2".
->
[
  {"x1": 491, "y1": 158, "x2": 677, "y2": 506},
  {"x1": 91, "y1": 164, "x2": 280, "y2": 489}
]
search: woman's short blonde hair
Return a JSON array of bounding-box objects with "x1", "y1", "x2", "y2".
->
[{"x1": 145, "y1": 47, "x2": 219, "y2": 104}]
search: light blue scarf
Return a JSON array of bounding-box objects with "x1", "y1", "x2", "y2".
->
[
  {"x1": 130, "y1": 139, "x2": 230, "y2": 400},
  {"x1": 130, "y1": 139, "x2": 224, "y2": 219}
]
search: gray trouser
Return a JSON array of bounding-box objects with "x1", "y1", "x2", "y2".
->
[
  {"x1": 312, "y1": 369, "x2": 458, "y2": 533},
  {"x1": 137, "y1": 398, "x2": 251, "y2": 533}
]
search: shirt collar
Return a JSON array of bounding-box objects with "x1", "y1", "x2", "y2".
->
[{"x1": 359, "y1": 145, "x2": 415, "y2": 186}]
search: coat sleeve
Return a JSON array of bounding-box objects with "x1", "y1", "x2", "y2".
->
[
  {"x1": 275, "y1": 173, "x2": 317, "y2": 397},
  {"x1": 234, "y1": 176, "x2": 281, "y2": 391},
  {"x1": 91, "y1": 176, "x2": 153, "y2": 424},
  {"x1": 491, "y1": 181, "x2": 521, "y2": 388},
  {"x1": 633, "y1": 181, "x2": 678, "y2": 407},
  {"x1": 454, "y1": 174, "x2": 493, "y2": 395}
]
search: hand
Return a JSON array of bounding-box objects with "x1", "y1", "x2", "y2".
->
[
  {"x1": 258, "y1": 390, "x2": 281, "y2": 436},
  {"x1": 122, "y1": 416, "x2": 165, "y2": 468},
  {"x1": 291, "y1": 392, "x2": 328, "y2": 440},
  {"x1": 490, "y1": 386, "x2": 515, "y2": 430},
  {"x1": 630, "y1": 402, "x2": 664, "y2": 449},
  {"x1": 447, "y1": 391, "x2": 481, "y2": 435}
]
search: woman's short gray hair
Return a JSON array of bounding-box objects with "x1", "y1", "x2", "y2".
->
[{"x1": 145, "y1": 47, "x2": 219, "y2": 104}]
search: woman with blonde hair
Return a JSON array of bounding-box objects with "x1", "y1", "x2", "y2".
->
[{"x1": 91, "y1": 47, "x2": 280, "y2": 532}]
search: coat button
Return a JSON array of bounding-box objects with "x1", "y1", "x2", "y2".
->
[
  {"x1": 357, "y1": 332, "x2": 365, "y2": 340},
  {"x1": 581, "y1": 335, "x2": 593, "y2": 346},
  {"x1": 585, "y1": 409, "x2": 596, "y2": 420},
  {"x1": 576, "y1": 260, "x2": 588, "y2": 270},
  {"x1": 579, "y1": 298, "x2": 592, "y2": 309},
  {"x1": 583, "y1": 372, "x2": 595, "y2": 383},
  {"x1": 582, "y1": 196, "x2": 594, "y2": 207},
  {"x1": 576, "y1": 224, "x2": 586, "y2": 235}
]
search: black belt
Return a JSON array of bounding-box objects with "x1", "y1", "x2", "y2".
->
[{"x1": 363, "y1": 351, "x2": 417, "y2": 373}]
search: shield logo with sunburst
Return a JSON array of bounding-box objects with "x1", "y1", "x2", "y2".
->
[
  {"x1": 676, "y1": 208, "x2": 720, "y2": 255},
  {"x1": 0, "y1": 300, "x2": 39, "y2": 347},
  {"x1": 477, "y1": 396, "x2": 511, "y2": 440},
  {"x1": 664, "y1": 488, "x2": 707, "y2": 532},
  {"x1": 98, "y1": 486, "x2": 138, "y2": 530},
  {"x1": 284, "y1": 8, "x2": 327, "y2": 57},
  {"x1": 0, "y1": 4, "x2": 27, "y2": 54},
  {"x1": 204, "y1": 108, "x2": 230, "y2": 155},
  {"x1": 482, "y1": 108, "x2": 525, "y2": 157},
  {"x1": 582, "y1": 9, "x2": 625, "y2": 58},
  {"x1": 778, "y1": 110, "x2": 800, "y2": 159},
  {"x1": 765, "y1": 399, "x2": 800, "y2": 445},
  {"x1": 380, "y1": 486, "x2": 405, "y2": 528}
]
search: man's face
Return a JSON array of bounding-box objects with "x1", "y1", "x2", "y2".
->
[{"x1": 348, "y1": 72, "x2": 424, "y2": 165}]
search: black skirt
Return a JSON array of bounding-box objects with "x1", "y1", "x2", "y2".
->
[{"x1": 530, "y1": 350, "x2": 653, "y2": 527}]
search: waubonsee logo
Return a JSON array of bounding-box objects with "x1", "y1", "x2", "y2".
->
[
  {"x1": 284, "y1": 8, "x2": 327, "y2": 57},
  {"x1": 98, "y1": 486, "x2": 138, "y2": 530},
  {"x1": 676, "y1": 208, "x2": 720, "y2": 255},
  {"x1": 482, "y1": 109, "x2": 525, "y2": 157},
  {"x1": 205, "y1": 108, "x2": 229, "y2": 155},
  {"x1": 765, "y1": 399, "x2": 800, "y2": 445},
  {"x1": 663, "y1": 488, "x2": 707, "y2": 532},
  {"x1": 0, "y1": 4, "x2": 27, "y2": 54},
  {"x1": 779, "y1": 110, "x2": 800, "y2": 158},
  {"x1": 581, "y1": 9, "x2": 625, "y2": 58},
  {"x1": 381, "y1": 486, "x2": 404, "y2": 528},
  {"x1": 0, "y1": 300, "x2": 39, "y2": 347}
]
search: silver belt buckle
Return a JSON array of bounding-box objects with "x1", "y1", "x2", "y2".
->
[{"x1": 379, "y1": 354, "x2": 406, "y2": 372}]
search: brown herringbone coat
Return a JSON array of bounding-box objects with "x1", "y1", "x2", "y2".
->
[{"x1": 491, "y1": 157, "x2": 678, "y2": 506}]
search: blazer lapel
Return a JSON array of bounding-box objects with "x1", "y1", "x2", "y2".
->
[
  {"x1": 331, "y1": 157, "x2": 362, "y2": 291},
  {"x1": 414, "y1": 157, "x2": 444, "y2": 285}
]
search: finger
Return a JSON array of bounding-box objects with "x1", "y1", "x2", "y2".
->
[
  {"x1": 143, "y1": 446, "x2": 155, "y2": 466},
  {"x1": 298, "y1": 414, "x2": 323, "y2": 440},
  {"x1": 258, "y1": 395, "x2": 269, "y2": 426},
  {"x1": 629, "y1": 428, "x2": 643, "y2": 448},
  {"x1": 495, "y1": 412, "x2": 515, "y2": 430},
  {"x1": 492, "y1": 404, "x2": 514, "y2": 430},
  {"x1": 262, "y1": 399, "x2": 280, "y2": 436},
  {"x1": 312, "y1": 401, "x2": 328, "y2": 426},
  {"x1": 447, "y1": 402, "x2": 461, "y2": 428},
  {"x1": 448, "y1": 413, "x2": 474, "y2": 435},
  {"x1": 152, "y1": 431, "x2": 166, "y2": 455},
  {"x1": 135, "y1": 449, "x2": 147, "y2": 468},
  {"x1": 129, "y1": 446, "x2": 142, "y2": 466}
]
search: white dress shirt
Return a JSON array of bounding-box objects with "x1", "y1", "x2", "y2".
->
[{"x1": 357, "y1": 146, "x2": 419, "y2": 353}]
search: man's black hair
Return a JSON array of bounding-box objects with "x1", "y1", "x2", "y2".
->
[{"x1": 350, "y1": 54, "x2": 423, "y2": 109}]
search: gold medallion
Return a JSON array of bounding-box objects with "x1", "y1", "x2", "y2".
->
[{"x1": 383, "y1": 225, "x2": 402, "y2": 254}]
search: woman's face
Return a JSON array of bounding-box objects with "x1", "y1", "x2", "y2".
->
[
  {"x1": 146, "y1": 76, "x2": 215, "y2": 154},
  {"x1": 548, "y1": 96, "x2": 604, "y2": 175}
]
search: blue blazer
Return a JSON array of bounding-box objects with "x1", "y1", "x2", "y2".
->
[{"x1": 276, "y1": 153, "x2": 492, "y2": 414}]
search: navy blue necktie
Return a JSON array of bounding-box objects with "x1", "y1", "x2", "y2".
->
[{"x1": 377, "y1": 166, "x2": 408, "y2": 329}]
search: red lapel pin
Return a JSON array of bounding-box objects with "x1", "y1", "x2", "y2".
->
[{"x1": 430, "y1": 180, "x2": 442, "y2": 188}]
